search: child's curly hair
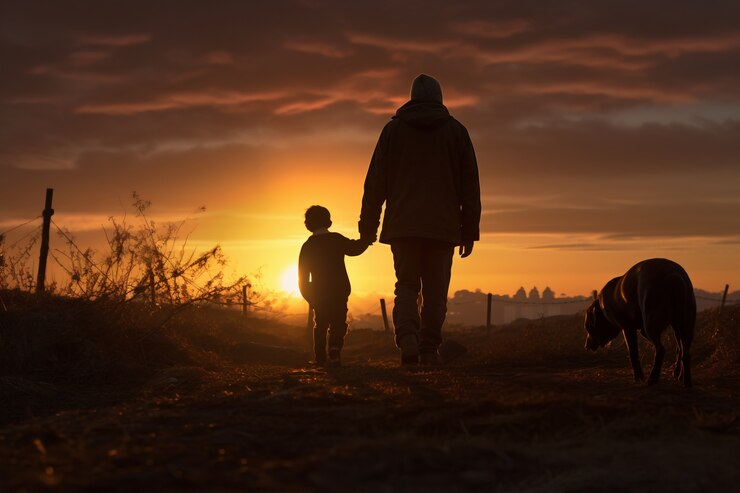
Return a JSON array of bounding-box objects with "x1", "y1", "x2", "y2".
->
[{"x1": 304, "y1": 205, "x2": 332, "y2": 232}]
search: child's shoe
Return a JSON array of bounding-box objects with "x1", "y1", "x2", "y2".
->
[
  {"x1": 311, "y1": 352, "x2": 327, "y2": 367},
  {"x1": 420, "y1": 350, "x2": 440, "y2": 366}
]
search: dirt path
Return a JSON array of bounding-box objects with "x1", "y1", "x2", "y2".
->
[{"x1": 1, "y1": 352, "x2": 738, "y2": 492}]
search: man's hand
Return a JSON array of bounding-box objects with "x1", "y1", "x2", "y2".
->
[
  {"x1": 360, "y1": 231, "x2": 377, "y2": 245},
  {"x1": 459, "y1": 241, "x2": 474, "y2": 258}
]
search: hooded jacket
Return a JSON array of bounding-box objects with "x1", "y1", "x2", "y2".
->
[{"x1": 359, "y1": 79, "x2": 481, "y2": 245}]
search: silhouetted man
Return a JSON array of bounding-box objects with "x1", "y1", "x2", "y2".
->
[{"x1": 359, "y1": 74, "x2": 481, "y2": 365}]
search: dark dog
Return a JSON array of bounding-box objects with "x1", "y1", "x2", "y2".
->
[{"x1": 584, "y1": 258, "x2": 696, "y2": 386}]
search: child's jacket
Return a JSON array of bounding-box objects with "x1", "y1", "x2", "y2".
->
[{"x1": 298, "y1": 232, "x2": 368, "y2": 305}]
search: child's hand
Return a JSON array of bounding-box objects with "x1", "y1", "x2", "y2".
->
[{"x1": 360, "y1": 232, "x2": 377, "y2": 245}]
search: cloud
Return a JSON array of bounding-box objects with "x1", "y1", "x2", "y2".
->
[
  {"x1": 274, "y1": 96, "x2": 339, "y2": 115},
  {"x1": 28, "y1": 63, "x2": 123, "y2": 84},
  {"x1": 346, "y1": 32, "x2": 459, "y2": 54},
  {"x1": 514, "y1": 81, "x2": 690, "y2": 102},
  {"x1": 68, "y1": 50, "x2": 110, "y2": 65},
  {"x1": 451, "y1": 19, "x2": 533, "y2": 39},
  {"x1": 480, "y1": 200, "x2": 740, "y2": 238},
  {"x1": 76, "y1": 33, "x2": 152, "y2": 47},
  {"x1": 74, "y1": 90, "x2": 288, "y2": 115},
  {"x1": 1, "y1": 0, "x2": 739, "y2": 251},
  {"x1": 284, "y1": 40, "x2": 353, "y2": 58},
  {"x1": 202, "y1": 51, "x2": 235, "y2": 65},
  {"x1": 461, "y1": 32, "x2": 740, "y2": 67},
  {"x1": 470, "y1": 119, "x2": 740, "y2": 179}
]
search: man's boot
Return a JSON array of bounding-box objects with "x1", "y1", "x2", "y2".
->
[
  {"x1": 420, "y1": 350, "x2": 440, "y2": 366},
  {"x1": 398, "y1": 334, "x2": 420, "y2": 366}
]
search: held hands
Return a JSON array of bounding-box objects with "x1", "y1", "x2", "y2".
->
[
  {"x1": 459, "y1": 241, "x2": 474, "y2": 258},
  {"x1": 360, "y1": 231, "x2": 377, "y2": 246}
]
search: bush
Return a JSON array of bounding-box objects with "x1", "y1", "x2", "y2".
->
[{"x1": 0, "y1": 291, "x2": 203, "y2": 382}]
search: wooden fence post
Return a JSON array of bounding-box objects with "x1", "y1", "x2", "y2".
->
[
  {"x1": 718, "y1": 284, "x2": 729, "y2": 317},
  {"x1": 713, "y1": 284, "x2": 730, "y2": 338},
  {"x1": 36, "y1": 188, "x2": 54, "y2": 295},
  {"x1": 242, "y1": 283, "x2": 251, "y2": 317},
  {"x1": 380, "y1": 298, "x2": 390, "y2": 334},
  {"x1": 486, "y1": 293, "x2": 492, "y2": 338}
]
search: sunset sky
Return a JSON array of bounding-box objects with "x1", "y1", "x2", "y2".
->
[{"x1": 2, "y1": 1, "x2": 739, "y2": 302}]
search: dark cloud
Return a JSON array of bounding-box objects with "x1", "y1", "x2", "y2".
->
[
  {"x1": 482, "y1": 200, "x2": 740, "y2": 238},
  {"x1": 2, "y1": 0, "x2": 739, "y2": 245},
  {"x1": 471, "y1": 119, "x2": 740, "y2": 177}
]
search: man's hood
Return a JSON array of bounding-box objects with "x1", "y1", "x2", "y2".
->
[
  {"x1": 410, "y1": 74, "x2": 443, "y2": 104},
  {"x1": 394, "y1": 100, "x2": 451, "y2": 128}
]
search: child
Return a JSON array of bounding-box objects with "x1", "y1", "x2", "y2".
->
[{"x1": 298, "y1": 205, "x2": 373, "y2": 366}]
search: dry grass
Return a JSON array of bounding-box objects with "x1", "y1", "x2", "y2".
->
[{"x1": 0, "y1": 296, "x2": 738, "y2": 492}]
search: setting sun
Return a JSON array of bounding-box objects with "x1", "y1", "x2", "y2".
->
[{"x1": 280, "y1": 264, "x2": 300, "y2": 297}]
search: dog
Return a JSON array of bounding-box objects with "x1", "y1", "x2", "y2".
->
[{"x1": 584, "y1": 258, "x2": 696, "y2": 386}]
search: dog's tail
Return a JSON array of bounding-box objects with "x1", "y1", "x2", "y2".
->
[
  {"x1": 669, "y1": 271, "x2": 696, "y2": 347},
  {"x1": 668, "y1": 267, "x2": 696, "y2": 387}
]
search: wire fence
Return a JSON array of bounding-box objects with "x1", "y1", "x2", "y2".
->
[
  {"x1": 448, "y1": 297, "x2": 593, "y2": 306},
  {"x1": 1, "y1": 209, "x2": 260, "y2": 310},
  {"x1": 449, "y1": 295, "x2": 739, "y2": 306},
  {"x1": 0, "y1": 216, "x2": 42, "y2": 249},
  {"x1": 2, "y1": 210, "x2": 739, "y2": 315},
  {"x1": 50, "y1": 218, "x2": 114, "y2": 285},
  {"x1": 50, "y1": 218, "x2": 219, "y2": 302},
  {"x1": 0, "y1": 215, "x2": 42, "y2": 238},
  {"x1": 696, "y1": 294, "x2": 740, "y2": 303}
]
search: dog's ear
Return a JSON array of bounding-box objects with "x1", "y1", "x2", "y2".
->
[
  {"x1": 588, "y1": 300, "x2": 597, "y2": 317},
  {"x1": 584, "y1": 303, "x2": 596, "y2": 331}
]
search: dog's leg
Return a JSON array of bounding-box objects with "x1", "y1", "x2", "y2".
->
[
  {"x1": 623, "y1": 328, "x2": 643, "y2": 382},
  {"x1": 682, "y1": 344, "x2": 692, "y2": 387},
  {"x1": 671, "y1": 321, "x2": 693, "y2": 387},
  {"x1": 673, "y1": 334, "x2": 683, "y2": 380},
  {"x1": 676, "y1": 335, "x2": 692, "y2": 387},
  {"x1": 674, "y1": 324, "x2": 693, "y2": 388},
  {"x1": 647, "y1": 338, "x2": 665, "y2": 385},
  {"x1": 644, "y1": 317, "x2": 666, "y2": 385}
]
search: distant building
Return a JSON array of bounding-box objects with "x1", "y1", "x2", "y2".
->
[
  {"x1": 528, "y1": 286, "x2": 540, "y2": 301},
  {"x1": 542, "y1": 286, "x2": 555, "y2": 301},
  {"x1": 513, "y1": 287, "x2": 527, "y2": 300},
  {"x1": 445, "y1": 287, "x2": 594, "y2": 326},
  {"x1": 353, "y1": 287, "x2": 738, "y2": 330}
]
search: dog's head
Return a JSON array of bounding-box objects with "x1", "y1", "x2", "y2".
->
[{"x1": 584, "y1": 299, "x2": 620, "y2": 351}]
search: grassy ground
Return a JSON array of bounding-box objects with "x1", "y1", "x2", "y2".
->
[{"x1": 1, "y1": 294, "x2": 738, "y2": 492}]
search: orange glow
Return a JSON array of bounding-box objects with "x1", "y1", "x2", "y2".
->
[
  {"x1": 279, "y1": 264, "x2": 300, "y2": 297},
  {"x1": 3, "y1": 5, "x2": 739, "y2": 302}
]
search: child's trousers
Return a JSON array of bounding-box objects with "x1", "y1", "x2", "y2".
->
[{"x1": 312, "y1": 298, "x2": 348, "y2": 360}]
